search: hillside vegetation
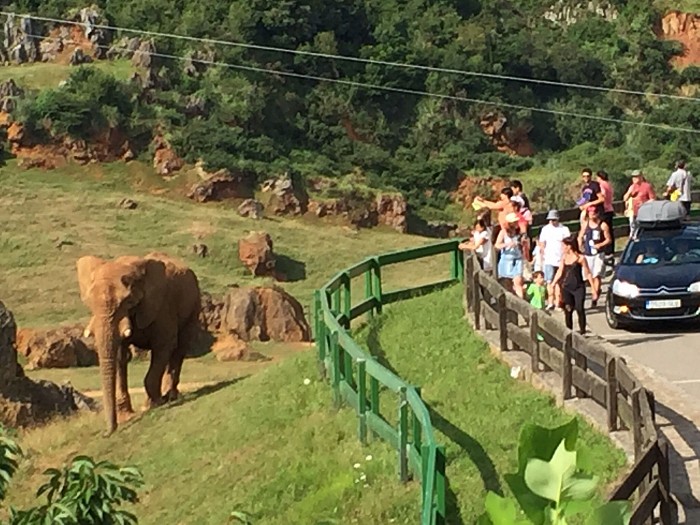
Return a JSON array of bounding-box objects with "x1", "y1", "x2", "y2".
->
[{"x1": 3, "y1": 0, "x2": 698, "y2": 217}]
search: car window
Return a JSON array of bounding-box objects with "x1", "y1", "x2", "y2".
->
[{"x1": 621, "y1": 231, "x2": 700, "y2": 265}]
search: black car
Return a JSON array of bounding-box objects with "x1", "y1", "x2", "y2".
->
[{"x1": 606, "y1": 220, "x2": 700, "y2": 329}]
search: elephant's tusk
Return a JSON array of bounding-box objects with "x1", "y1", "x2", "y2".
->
[
  {"x1": 122, "y1": 328, "x2": 132, "y2": 338},
  {"x1": 83, "y1": 328, "x2": 92, "y2": 338}
]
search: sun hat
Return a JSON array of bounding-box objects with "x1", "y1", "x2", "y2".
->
[
  {"x1": 546, "y1": 209, "x2": 559, "y2": 221},
  {"x1": 631, "y1": 169, "x2": 642, "y2": 177}
]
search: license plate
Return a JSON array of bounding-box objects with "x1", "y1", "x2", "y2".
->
[{"x1": 646, "y1": 299, "x2": 681, "y2": 309}]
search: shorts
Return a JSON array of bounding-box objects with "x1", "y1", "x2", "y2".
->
[
  {"x1": 585, "y1": 254, "x2": 605, "y2": 278},
  {"x1": 544, "y1": 264, "x2": 558, "y2": 283},
  {"x1": 498, "y1": 256, "x2": 523, "y2": 279}
]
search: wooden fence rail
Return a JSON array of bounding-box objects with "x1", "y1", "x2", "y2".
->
[{"x1": 463, "y1": 250, "x2": 676, "y2": 523}]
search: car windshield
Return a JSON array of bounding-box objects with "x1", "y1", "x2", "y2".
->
[{"x1": 621, "y1": 230, "x2": 700, "y2": 266}]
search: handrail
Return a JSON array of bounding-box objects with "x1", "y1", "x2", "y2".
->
[{"x1": 314, "y1": 239, "x2": 462, "y2": 525}]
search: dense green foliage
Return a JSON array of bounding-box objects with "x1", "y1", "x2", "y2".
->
[
  {"x1": 7, "y1": 0, "x2": 700, "y2": 206},
  {"x1": 0, "y1": 430, "x2": 143, "y2": 524}
]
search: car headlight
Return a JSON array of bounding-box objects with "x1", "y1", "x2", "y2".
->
[
  {"x1": 612, "y1": 280, "x2": 640, "y2": 298},
  {"x1": 688, "y1": 282, "x2": 700, "y2": 293}
]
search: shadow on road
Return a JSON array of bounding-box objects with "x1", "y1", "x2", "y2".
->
[
  {"x1": 605, "y1": 334, "x2": 680, "y2": 348},
  {"x1": 655, "y1": 402, "x2": 700, "y2": 521}
]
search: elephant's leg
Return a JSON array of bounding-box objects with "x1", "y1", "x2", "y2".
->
[
  {"x1": 163, "y1": 321, "x2": 197, "y2": 402},
  {"x1": 116, "y1": 343, "x2": 134, "y2": 414},
  {"x1": 142, "y1": 345, "x2": 171, "y2": 411}
]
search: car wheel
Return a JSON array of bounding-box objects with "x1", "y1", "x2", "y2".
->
[{"x1": 605, "y1": 291, "x2": 627, "y2": 330}]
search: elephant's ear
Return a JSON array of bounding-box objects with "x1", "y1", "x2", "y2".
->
[
  {"x1": 122, "y1": 258, "x2": 168, "y2": 329},
  {"x1": 76, "y1": 256, "x2": 106, "y2": 305}
]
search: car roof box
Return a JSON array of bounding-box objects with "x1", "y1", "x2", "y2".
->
[{"x1": 636, "y1": 200, "x2": 687, "y2": 229}]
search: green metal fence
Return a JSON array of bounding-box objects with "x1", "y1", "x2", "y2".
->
[{"x1": 313, "y1": 239, "x2": 464, "y2": 525}]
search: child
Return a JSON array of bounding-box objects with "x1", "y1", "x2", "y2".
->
[
  {"x1": 526, "y1": 271, "x2": 547, "y2": 310},
  {"x1": 526, "y1": 271, "x2": 547, "y2": 342},
  {"x1": 459, "y1": 218, "x2": 493, "y2": 271}
]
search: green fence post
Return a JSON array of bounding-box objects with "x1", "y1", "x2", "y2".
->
[
  {"x1": 435, "y1": 445, "x2": 446, "y2": 525},
  {"x1": 342, "y1": 272, "x2": 351, "y2": 329},
  {"x1": 421, "y1": 444, "x2": 430, "y2": 507},
  {"x1": 357, "y1": 358, "x2": 367, "y2": 444},
  {"x1": 372, "y1": 257, "x2": 383, "y2": 314},
  {"x1": 330, "y1": 331, "x2": 341, "y2": 407},
  {"x1": 412, "y1": 386, "x2": 423, "y2": 455},
  {"x1": 332, "y1": 288, "x2": 340, "y2": 316},
  {"x1": 398, "y1": 386, "x2": 409, "y2": 483},
  {"x1": 370, "y1": 375, "x2": 380, "y2": 439},
  {"x1": 456, "y1": 246, "x2": 465, "y2": 283},
  {"x1": 450, "y1": 246, "x2": 459, "y2": 281},
  {"x1": 364, "y1": 268, "x2": 374, "y2": 318}
]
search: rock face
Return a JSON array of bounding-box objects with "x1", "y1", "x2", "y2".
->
[
  {"x1": 261, "y1": 173, "x2": 309, "y2": 215},
  {"x1": 238, "y1": 231, "x2": 276, "y2": 277},
  {"x1": 0, "y1": 79, "x2": 23, "y2": 113},
  {"x1": 200, "y1": 292, "x2": 225, "y2": 333},
  {"x1": 0, "y1": 14, "x2": 40, "y2": 64},
  {"x1": 152, "y1": 135, "x2": 184, "y2": 176},
  {"x1": 220, "y1": 286, "x2": 310, "y2": 343},
  {"x1": 0, "y1": 302, "x2": 97, "y2": 428},
  {"x1": 543, "y1": 0, "x2": 618, "y2": 26},
  {"x1": 479, "y1": 112, "x2": 534, "y2": 157},
  {"x1": 659, "y1": 12, "x2": 700, "y2": 68},
  {"x1": 376, "y1": 194, "x2": 408, "y2": 233},
  {"x1": 69, "y1": 47, "x2": 93, "y2": 66},
  {"x1": 451, "y1": 175, "x2": 509, "y2": 210},
  {"x1": 16, "y1": 326, "x2": 98, "y2": 369},
  {"x1": 187, "y1": 169, "x2": 255, "y2": 203},
  {"x1": 238, "y1": 199, "x2": 264, "y2": 220}
]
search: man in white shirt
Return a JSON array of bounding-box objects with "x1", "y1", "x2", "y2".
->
[
  {"x1": 665, "y1": 160, "x2": 692, "y2": 214},
  {"x1": 538, "y1": 209, "x2": 571, "y2": 310}
]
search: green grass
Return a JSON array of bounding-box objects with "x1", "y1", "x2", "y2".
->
[
  {"x1": 5, "y1": 352, "x2": 421, "y2": 525},
  {"x1": 0, "y1": 60, "x2": 134, "y2": 91},
  {"x1": 0, "y1": 159, "x2": 453, "y2": 328},
  {"x1": 353, "y1": 286, "x2": 627, "y2": 523}
]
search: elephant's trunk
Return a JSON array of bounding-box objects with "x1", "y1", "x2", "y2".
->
[{"x1": 93, "y1": 315, "x2": 119, "y2": 436}]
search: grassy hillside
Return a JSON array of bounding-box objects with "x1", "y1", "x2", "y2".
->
[
  {"x1": 354, "y1": 286, "x2": 627, "y2": 523},
  {"x1": 0, "y1": 159, "x2": 451, "y2": 328},
  {"x1": 6, "y1": 352, "x2": 421, "y2": 525},
  {"x1": 0, "y1": 60, "x2": 133, "y2": 90}
]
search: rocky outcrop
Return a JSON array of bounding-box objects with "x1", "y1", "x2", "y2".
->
[
  {"x1": 376, "y1": 194, "x2": 408, "y2": 233},
  {"x1": 220, "y1": 285, "x2": 310, "y2": 343},
  {"x1": 132, "y1": 39, "x2": 157, "y2": 69},
  {"x1": 543, "y1": 0, "x2": 618, "y2": 26},
  {"x1": 0, "y1": 14, "x2": 40, "y2": 64},
  {"x1": 183, "y1": 49, "x2": 216, "y2": 77},
  {"x1": 69, "y1": 47, "x2": 92, "y2": 66},
  {"x1": 152, "y1": 135, "x2": 184, "y2": 176},
  {"x1": 0, "y1": 302, "x2": 97, "y2": 428},
  {"x1": 16, "y1": 326, "x2": 98, "y2": 369},
  {"x1": 106, "y1": 36, "x2": 142, "y2": 60},
  {"x1": 187, "y1": 169, "x2": 255, "y2": 202},
  {"x1": 200, "y1": 291, "x2": 225, "y2": 333},
  {"x1": 658, "y1": 12, "x2": 700, "y2": 68},
  {"x1": 479, "y1": 112, "x2": 534, "y2": 157},
  {"x1": 0, "y1": 79, "x2": 23, "y2": 114},
  {"x1": 238, "y1": 198, "x2": 264, "y2": 219},
  {"x1": 261, "y1": 173, "x2": 309, "y2": 216},
  {"x1": 451, "y1": 175, "x2": 509, "y2": 210},
  {"x1": 238, "y1": 231, "x2": 276, "y2": 277}
]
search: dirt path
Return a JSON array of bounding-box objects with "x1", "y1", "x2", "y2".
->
[{"x1": 81, "y1": 381, "x2": 230, "y2": 398}]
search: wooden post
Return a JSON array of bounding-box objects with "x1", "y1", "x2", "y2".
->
[
  {"x1": 464, "y1": 253, "x2": 474, "y2": 314},
  {"x1": 373, "y1": 258, "x2": 383, "y2": 314},
  {"x1": 498, "y1": 291, "x2": 509, "y2": 352},
  {"x1": 658, "y1": 439, "x2": 674, "y2": 525},
  {"x1": 490, "y1": 243, "x2": 498, "y2": 278},
  {"x1": 606, "y1": 357, "x2": 619, "y2": 432},
  {"x1": 357, "y1": 359, "x2": 367, "y2": 444},
  {"x1": 529, "y1": 311, "x2": 540, "y2": 373},
  {"x1": 330, "y1": 332, "x2": 341, "y2": 407},
  {"x1": 563, "y1": 331, "x2": 573, "y2": 400},
  {"x1": 364, "y1": 269, "x2": 374, "y2": 319},
  {"x1": 632, "y1": 388, "x2": 643, "y2": 460},
  {"x1": 398, "y1": 387, "x2": 409, "y2": 483},
  {"x1": 473, "y1": 271, "x2": 482, "y2": 330},
  {"x1": 412, "y1": 387, "x2": 423, "y2": 457},
  {"x1": 573, "y1": 346, "x2": 587, "y2": 398},
  {"x1": 342, "y1": 272, "x2": 351, "y2": 329},
  {"x1": 370, "y1": 375, "x2": 380, "y2": 440}
]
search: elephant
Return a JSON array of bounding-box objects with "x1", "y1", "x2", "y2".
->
[{"x1": 76, "y1": 251, "x2": 202, "y2": 436}]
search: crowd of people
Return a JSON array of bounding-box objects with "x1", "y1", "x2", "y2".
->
[{"x1": 459, "y1": 161, "x2": 693, "y2": 335}]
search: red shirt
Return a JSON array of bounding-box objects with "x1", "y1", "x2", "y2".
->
[
  {"x1": 630, "y1": 181, "x2": 655, "y2": 215},
  {"x1": 599, "y1": 179, "x2": 614, "y2": 213}
]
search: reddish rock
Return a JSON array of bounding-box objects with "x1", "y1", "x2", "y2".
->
[
  {"x1": 658, "y1": 12, "x2": 700, "y2": 68},
  {"x1": 187, "y1": 169, "x2": 255, "y2": 203},
  {"x1": 451, "y1": 176, "x2": 510, "y2": 210},
  {"x1": 479, "y1": 111, "x2": 534, "y2": 157},
  {"x1": 376, "y1": 193, "x2": 408, "y2": 233},
  {"x1": 211, "y1": 334, "x2": 251, "y2": 362},
  {"x1": 219, "y1": 285, "x2": 310, "y2": 343},
  {"x1": 16, "y1": 326, "x2": 98, "y2": 369},
  {"x1": 152, "y1": 135, "x2": 184, "y2": 176},
  {"x1": 261, "y1": 173, "x2": 309, "y2": 215},
  {"x1": 200, "y1": 292, "x2": 225, "y2": 333},
  {"x1": 238, "y1": 231, "x2": 276, "y2": 277}
]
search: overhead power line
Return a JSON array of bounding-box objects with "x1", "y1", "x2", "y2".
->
[
  {"x1": 18, "y1": 31, "x2": 700, "y2": 135},
  {"x1": 2, "y1": 10, "x2": 699, "y2": 103}
]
